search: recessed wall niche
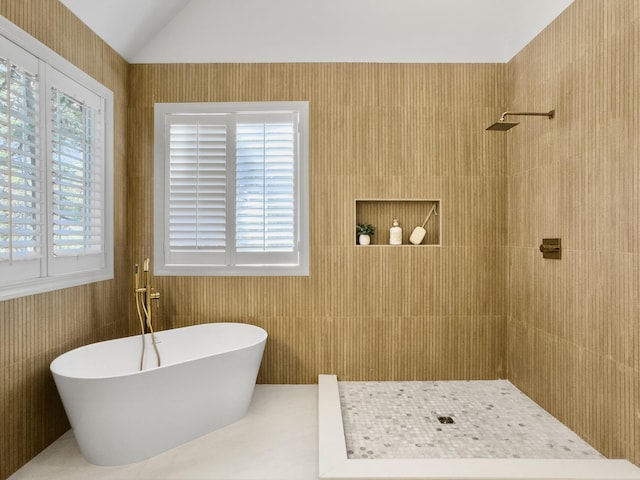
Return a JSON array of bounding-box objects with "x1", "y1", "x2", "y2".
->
[{"x1": 355, "y1": 199, "x2": 441, "y2": 246}]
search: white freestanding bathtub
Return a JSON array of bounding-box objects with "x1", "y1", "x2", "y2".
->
[{"x1": 50, "y1": 322, "x2": 267, "y2": 466}]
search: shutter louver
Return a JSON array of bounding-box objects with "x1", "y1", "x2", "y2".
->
[
  {"x1": 51, "y1": 87, "x2": 103, "y2": 257},
  {"x1": 0, "y1": 55, "x2": 41, "y2": 263},
  {"x1": 236, "y1": 120, "x2": 295, "y2": 253},
  {"x1": 169, "y1": 122, "x2": 227, "y2": 251}
]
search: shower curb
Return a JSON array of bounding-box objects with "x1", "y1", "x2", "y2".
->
[{"x1": 318, "y1": 374, "x2": 640, "y2": 480}]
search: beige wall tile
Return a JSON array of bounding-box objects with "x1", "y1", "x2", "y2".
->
[{"x1": 506, "y1": 0, "x2": 640, "y2": 462}]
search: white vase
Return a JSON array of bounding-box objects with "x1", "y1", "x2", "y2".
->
[{"x1": 358, "y1": 234, "x2": 371, "y2": 245}]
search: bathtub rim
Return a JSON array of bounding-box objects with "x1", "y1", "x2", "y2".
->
[
  {"x1": 50, "y1": 322, "x2": 267, "y2": 380},
  {"x1": 318, "y1": 374, "x2": 640, "y2": 480}
]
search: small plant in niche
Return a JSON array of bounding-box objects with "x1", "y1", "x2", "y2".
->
[
  {"x1": 356, "y1": 223, "x2": 375, "y2": 245},
  {"x1": 356, "y1": 223, "x2": 375, "y2": 235}
]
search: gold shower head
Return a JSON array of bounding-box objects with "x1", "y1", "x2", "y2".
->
[
  {"x1": 486, "y1": 120, "x2": 520, "y2": 131},
  {"x1": 486, "y1": 109, "x2": 555, "y2": 131}
]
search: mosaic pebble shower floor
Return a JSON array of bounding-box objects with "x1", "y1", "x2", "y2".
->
[{"x1": 338, "y1": 380, "x2": 603, "y2": 460}]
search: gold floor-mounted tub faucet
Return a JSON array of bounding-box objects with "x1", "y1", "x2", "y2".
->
[{"x1": 135, "y1": 258, "x2": 161, "y2": 369}]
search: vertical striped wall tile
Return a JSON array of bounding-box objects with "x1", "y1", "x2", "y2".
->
[{"x1": 506, "y1": 0, "x2": 640, "y2": 464}]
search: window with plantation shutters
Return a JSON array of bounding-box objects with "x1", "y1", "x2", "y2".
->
[
  {"x1": 0, "y1": 18, "x2": 113, "y2": 301},
  {"x1": 154, "y1": 103, "x2": 309, "y2": 276}
]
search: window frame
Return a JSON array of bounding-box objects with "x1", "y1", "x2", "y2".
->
[
  {"x1": 0, "y1": 16, "x2": 114, "y2": 301},
  {"x1": 154, "y1": 101, "x2": 309, "y2": 276}
]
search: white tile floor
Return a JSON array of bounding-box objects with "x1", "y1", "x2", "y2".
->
[{"x1": 9, "y1": 385, "x2": 319, "y2": 480}]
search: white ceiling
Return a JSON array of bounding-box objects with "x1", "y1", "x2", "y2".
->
[{"x1": 59, "y1": 0, "x2": 574, "y2": 64}]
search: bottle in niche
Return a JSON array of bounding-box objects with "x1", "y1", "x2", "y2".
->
[{"x1": 389, "y1": 219, "x2": 402, "y2": 245}]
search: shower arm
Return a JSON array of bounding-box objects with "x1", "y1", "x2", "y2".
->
[{"x1": 499, "y1": 110, "x2": 555, "y2": 121}]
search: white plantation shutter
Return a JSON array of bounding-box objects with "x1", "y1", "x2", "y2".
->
[
  {"x1": 166, "y1": 117, "x2": 228, "y2": 266},
  {"x1": 154, "y1": 102, "x2": 308, "y2": 275},
  {"x1": 0, "y1": 37, "x2": 43, "y2": 281},
  {"x1": 235, "y1": 114, "x2": 295, "y2": 259},
  {"x1": 48, "y1": 67, "x2": 105, "y2": 274},
  {"x1": 50, "y1": 90, "x2": 101, "y2": 252}
]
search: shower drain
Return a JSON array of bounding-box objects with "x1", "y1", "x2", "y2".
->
[{"x1": 437, "y1": 416, "x2": 455, "y2": 424}]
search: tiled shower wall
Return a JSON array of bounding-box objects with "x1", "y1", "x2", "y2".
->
[
  {"x1": 506, "y1": 0, "x2": 640, "y2": 465},
  {"x1": 0, "y1": 1, "x2": 129, "y2": 477}
]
